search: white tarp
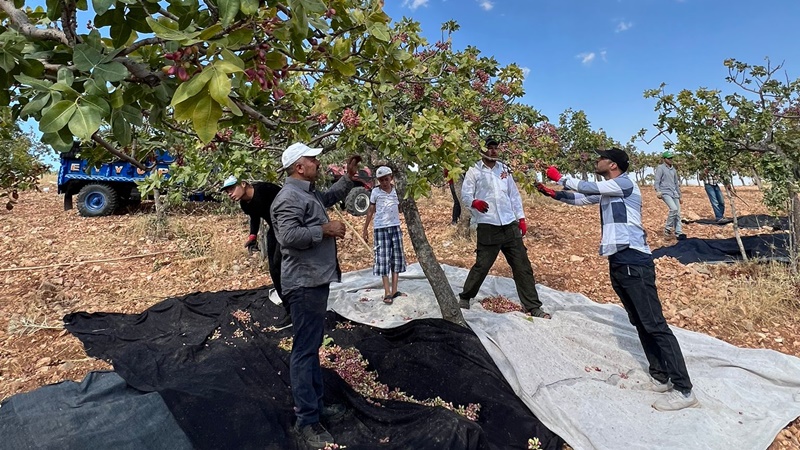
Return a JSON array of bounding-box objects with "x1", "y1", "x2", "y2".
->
[{"x1": 328, "y1": 263, "x2": 800, "y2": 450}]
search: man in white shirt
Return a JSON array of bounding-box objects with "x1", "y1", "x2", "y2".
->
[{"x1": 458, "y1": 139, "x2": 549, "y2": 319}]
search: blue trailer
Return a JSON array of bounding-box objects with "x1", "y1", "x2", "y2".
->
[{"x1": 57, "y1": 149, "x2": 174, "y2": 217}]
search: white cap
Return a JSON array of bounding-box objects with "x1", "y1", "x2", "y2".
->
[
  {"x1": 220, "y1": 175, "x2": 238, "y2": 191},
  {"x1": 281, "y1": 142, "x2": 323, "y2": 170},
  {"x1": 375, "y1": 166, "x2": 392, "y2": 178}
]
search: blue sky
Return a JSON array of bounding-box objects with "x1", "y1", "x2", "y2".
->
[{"x1": 383, "y1": 0, "x2": 800, "y2": 154}]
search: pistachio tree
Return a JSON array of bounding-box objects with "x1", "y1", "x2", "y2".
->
[
  {"x1": 555, "y1": 108, "x2": 617, "y2": 180},
  {"x1": 642, "y1": 58, "x2": 800, "y2": 266},
  {"x1": 0, "y1": 107, "x2": 49, "y2": 210}
]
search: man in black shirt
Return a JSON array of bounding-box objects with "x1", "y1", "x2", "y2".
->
[{"x1": 221, "y1": 176, "x2": 290, "y2": 323}]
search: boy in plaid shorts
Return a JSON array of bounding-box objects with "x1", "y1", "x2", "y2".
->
[{"x1": 361, "y1": 166, "x2": 407, "y2": 304}]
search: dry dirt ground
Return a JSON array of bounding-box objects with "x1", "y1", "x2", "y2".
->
[{"x1": 1, "y1": 178, "x2": 799, "y2": 448}]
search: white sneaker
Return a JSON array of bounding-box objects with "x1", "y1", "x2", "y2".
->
[
  {"x1": 634, "y1": 378, "x2": 672, "y2": 393},
  {"x1": 652, "y1": 390, "x2": 699, "y2": 411}
]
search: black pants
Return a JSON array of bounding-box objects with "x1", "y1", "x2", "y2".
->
[
  {"x1": 285, "y1": 284, "x2": 329, "y2": 426},
  {"x1": 266, "y1": 229, "x2": 291, "y2": 317},
  {"x1": 460, "y1": 223, "x2": 542, "y2": 312},
  {"x1": 449, "y1": 183, "x2": 461, "y2": 224},
  {"x1": 609, "y1": 262, "x2": 693, "y2": 392}
]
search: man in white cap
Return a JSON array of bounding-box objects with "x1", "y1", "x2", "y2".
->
[
  {"x1": 220, "y1": 175, "x2": 289, "y2": 324},
  {"x1": 270, "y1": 142, "x2": 361, "y2": 448}
]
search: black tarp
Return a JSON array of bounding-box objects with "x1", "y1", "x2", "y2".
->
[
  {"x1": 688, "y1": 214, "x2": 789, "y2": 230},
  {"x1": 57, "y1": 289, "x2": 563, "y2": 450},
  {"x1": 652, "y1": 233, "x2": 790, "y2": 264},
  {"x1": 0, "y1": 371, "x2": 193, "y2": 450}
]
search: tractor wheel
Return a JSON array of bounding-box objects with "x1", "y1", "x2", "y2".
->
[
  {"x1": 76, "y1": 183, "x2": 119, "y2": 217},
  {"x1": 345, "y1": 187, "x2": 370, "y2": 216}
]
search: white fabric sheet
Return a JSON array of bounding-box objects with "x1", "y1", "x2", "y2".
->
[{"x1": 328, "y1": 263, "x2": 800, "y2": 450}]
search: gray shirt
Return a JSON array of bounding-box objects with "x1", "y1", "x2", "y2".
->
[
  {"x1": 654, "y1": 163, "x2": 681, "y2": 198},
  {"x1": 271, "y1": 175, "x2": 353, "y2": 293}
]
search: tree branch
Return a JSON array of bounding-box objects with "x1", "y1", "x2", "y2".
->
[
  {"x1": 0, "y1": 0, "x2": 69, "y2": 44},
  {"x1": 92, "y1": 132, "x2": 147, "y2": 170},
  {"x1": 231, "y1": 98, "x2": 279, "y2": 129},
  {"x1": 121, "y1": 37, "x2": 164, "y2": 56},
  {"x1": 115, "y1": 57, "x2": 164, "y2": 87}
]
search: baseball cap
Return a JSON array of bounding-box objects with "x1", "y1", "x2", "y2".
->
[
  {"x1": 375, "y1": 166, "x2": 392, "y2": 178},
  {"x1": 281, "y1": 142, "x2": 323, "y2": 171},
  {"x1": 220, "y1": 175, "x2": 238, "y2": 191},
  {"x1": 595, "y1": 148, "x2": 630, "y2": 172},
  {"x1": 662, "y1": 151, "x2": 674, "y2": 159},
  {"x1": 485, "y1": 138, "x2": 499, "y2": 148}
]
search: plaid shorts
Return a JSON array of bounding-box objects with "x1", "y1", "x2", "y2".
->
[{"x1": 373, "y1": 226, "x2": 407, "y2": 276}]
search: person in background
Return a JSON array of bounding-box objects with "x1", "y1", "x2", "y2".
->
[
  {"x1": 221, "y1": 176, "x2": 289, "y2": 324},
  {"x1": 271, "y1": 143, "x2": 360, "y2": 449},
  {"x1": 654, "y1": 151, "x2": 686, "y2": 240},
  {"x1": 536, "y1": 148, "x2": 698, "y2": 412},
  {"x1": 701, "y1": 167, "x2": 727, "y2": 222},
  {"x1": 458, "y1": 138, "x2": 550, "y2": 319},
  {"x1": 362, "y1": 166, "x2": 407, "y2": 304}
]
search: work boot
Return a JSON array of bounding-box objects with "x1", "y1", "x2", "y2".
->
[
  {"x1": 321, "y1": 403, "x2": 346, "y2": 422},
  {"x1": 676, "y1": 233, "x2": 687, "y2": 240},
  {"x1": 295, "y1": 422, "x2": 335, "y2": 449},
  {"x1": 458, "y1": 297, "x2": 471, "y2": 309},
  {"x1": 652, "y1": 390, "x2": 699, "y2": 411}
]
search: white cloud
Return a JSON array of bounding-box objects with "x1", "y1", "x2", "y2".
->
[
  {"x1": 615, "y1": 21, "x2": 633, "y2": 32},
  {"x1": 521, "y1": 67, "x2": 531, "y2": 80},
  {"x1": 577, "y1": 52, "x2": 596, "y2": 65},
  {"x1": 600, "y1": 50, "x2": 607, "y2": 62},
  {"x1": 402, "y1": 0, "x2": 429, "y2": 10},
  {"x1": 477, "y1": 0, "x2": 494, "y2": 11}
]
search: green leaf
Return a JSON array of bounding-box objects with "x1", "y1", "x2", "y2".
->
[
  {"x1": 220, "y1": 49, "x2": 245, "y2": 69},
  {"x1": 239, "y1": 0, "x2": 257, "y2": 15},
  {"x1": 41, "y1": 129, "x2": 74, "y2": 152},
  {"x1": 14, "y1": 74, "x2": 53, "y2": 91},
  {"x1": 208, "y1": 71, "x2": 231, "y2": 105},
  {"x1": 20, "y1": 92, "x2": 50, "y2": 117},
  {"x1": 170, "y1": 68, "x2": 213, "y2": 106},
  {"x1": 110, "y1": 89, "x2": 124, "y2": 109},
  {"x1": 19, "y1": 58, "x2": 45, "y2": 77},
  {"x1": 0, "y1": 89, "x2": 9, "y2": 107},
  {"x1": 330, "y1": 58, "x2": 356, "y2": 77},
  {"x1": 94, "y1": 61, "x2": 128, "y2": 84},
  {"x1": 173, "y1": 94, "x2": 201, "y2": 121},
  {"x1": 192, "y1": 95, "x2": 222, "y2": 143},
  {"x1": 263, "y1": 52, "x2": 287, "y2": 70},
  {"x1": 145, "y1": 17, "x2": 201, "y2": 41},
  {"x1": 73, "y1": 44, "x2": 103, "y2": 71},
  {"x1": 112, "y1": 113, "x2": 132, "y2": 146},
  {"x1": 40, "y1": 100, "x2": 77, "y2": 133},
  {"x1": 92, "y1": 0, "x2": 113, "y2": 16},
  {"x1": 57, "y1": 67, "x2": 74, "y2": 85},
  {"x1": 68, "y1": 103, "x2": 103, "y2": 140},
  {"x1": 82, "y1": 95, "x2": 111, "y2": 116},
  {"x1": 126, "y1": 5, "x2": 152, "y2": 33},
  {"x1": 51, "y1": 82, "x2": 81, "y2": 98},
  {"x1": 199, "y1": 24, "x2": 224, "y2": 40},
  {"x1": 225, "y1": 28, "x2": 254, "y2": 48},
  {"x1": 218, "y1": 0, "x2": 240, "y2": 28},
  {"x1": 83, "y1": 78, "x2": 108, "y2": 96},
  {"x1": 0, "y1": 51, "x2": 16, "y2": 72},
  {"x1": 111, "y1": 22, "x2": 133, "y2": 48},
  {"x1": 120, "y1": 104, "x2": 143, "y2": 126},
  {"x1": 213, "y1": 59, "x2": 244, "y2": 74},
  {"x1": 367, "y1": 23, "x2": 391, "y2": 42}
]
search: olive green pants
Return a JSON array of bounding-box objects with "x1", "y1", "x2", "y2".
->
[{"x1": 459, "y1": 222, "x2": 542, "y2": 312}]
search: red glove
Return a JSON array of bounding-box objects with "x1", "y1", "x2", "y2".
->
[
  {"x1": 471, "y1": 199, "x2": 489, "y2": 213},
  {"x1": 535, "y1": 182, "x2": 556, "y2": 198},
  {"x1": 244, "y1": 234, "x2": 258, "y2": 251},
  {"x1": 545, "y1": 166, "x2": 562, "y2": 182},
  {"x1": 518, "y1": 218, "x2": 527, "y2": 236}
]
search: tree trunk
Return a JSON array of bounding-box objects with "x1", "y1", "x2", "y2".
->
[
  {"x1": 791, "y1": 191, "x2": 800, "y2": 273},
  {"x1": 395, "y1": 171, "x2": 467, "y2": 326},
  {"x1": 725, "y1": 186, "x2": 748, "y2": 261},
  {"x1": 751, "y1": 169, "x2": 763, "y2": 191}
]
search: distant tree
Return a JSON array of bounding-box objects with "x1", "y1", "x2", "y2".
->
[
  {"x1": 0, "y1": 108, "x2": 49, "y2": 210},
  {"x1": 642, "y1": 58, "x2": 800, "y2": 267},
  {"x1": 555, "y1": 109, "x2": 617, "y2": 180}
]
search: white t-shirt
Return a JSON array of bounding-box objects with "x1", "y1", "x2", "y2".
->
[{"x1": 370, "y1": 187, "x2": 401, "y2": 229}]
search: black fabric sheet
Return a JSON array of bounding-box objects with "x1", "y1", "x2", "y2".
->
[
  {"x1": 0, "y1": 371, "x2": 193, "y2": 450},
  {"x1": 652, "y1": 233, "x2": 790, "y2": 264},
  {"x1": 62, "y1": 289, "x2": 564, "y2": 450},
  {"x1": 688, "y1": 214, "x2": 789, "y2": 230}
]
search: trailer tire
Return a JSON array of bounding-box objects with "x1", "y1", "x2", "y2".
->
[{"x1": 76, "y1": 183, "x2": 119, "y2": 217}]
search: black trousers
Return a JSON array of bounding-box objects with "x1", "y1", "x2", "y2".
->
[
  {"x1": 449, "y1": 183, "x2": 461, "y2": 224},
  {"x1": 460, "y1": 223, "x2": 542, "y2": 312},
  {"x1": 609, "y1": 262, "x2": 693, "y2": 392},
  {"x1": 285, "y1": 284, "x2": 329, "y2": 426}
]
